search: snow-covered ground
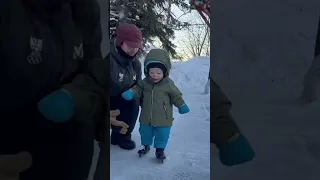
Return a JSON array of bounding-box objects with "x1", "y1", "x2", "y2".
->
[
  {"x1": 110, "y1": 57, "x2": 210, "y2": 180},
  {"x1": 89, "y1": 57, "x2": 210, "y2": 180},
  {"x1": 211, "y1": 0, "x2": 320, "y2": 179}
]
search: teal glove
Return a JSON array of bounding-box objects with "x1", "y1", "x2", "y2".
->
[
  {"x1": 122, "y1": 90, "x2": 134, "y2": 100},
  {"x1": 38, "y1": 89, "x2": 75, "y2": 122},
  {"x1": 217, "y1": 134, "x2": 255, "y2": 166},
  {"x1": 178, "y1": 104, "x2": 190, "y2": 114}
]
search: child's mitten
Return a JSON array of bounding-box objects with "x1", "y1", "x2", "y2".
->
[
  {"x1": 217, "y1": 133, "x2": 255, "y2": 166},
  {"x1": 38, "y1": 89, "x2": 74, "y2": 122},
  {"x1": 178, "y1": 104, "x2": 190, "y2": 114},
  {"x1": 121, "y1": 90, "x2": 134, "y2": 101}
]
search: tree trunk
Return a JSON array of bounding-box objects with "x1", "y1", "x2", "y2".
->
[{"x1": 166, "y1": 1, "x2": 172, "y2": 25}]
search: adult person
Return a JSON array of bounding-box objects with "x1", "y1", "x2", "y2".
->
[
  {"x1": 94, "y1": 107, "x2": 126, "y2": 180},
  {"x1": 211, "y1": 76, "x2": 255, "y2": 166},
  {"x1": 0, "y1": 0, "x2": 109, "y2": 179},
  {"x1": 300, "y1": 17, "x2": 320, "y2": 104},
  {"x1": 109, "y1": 23, "x2": 143, "y2": 150}
]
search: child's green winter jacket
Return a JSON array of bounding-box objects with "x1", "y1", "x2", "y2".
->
[{"x1": 129, "y1": 49, "x2": 186, "y2": 126}]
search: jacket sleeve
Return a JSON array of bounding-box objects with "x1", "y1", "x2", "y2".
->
[
  {"x1": 63, "y1": 0, "x2": 107, "y2": 123},
  {"x1": 168, "y1": 79, "x2": 185, "y2": 107},
  {"x1": 63, "y1": 57, "x2": 108, "y2": 123},
  {"x1": 211, "y1": 79, "x2": 240, "y2": 145},
  {"x1": 130, "y1": 80, "x2": 144, "y2": 100},
  {"x1": 109, "y1": 55, "x2": 120, "y2": 97},
  {"x1": 134, "y1": 59, "x2": 142, "y2": 82}
]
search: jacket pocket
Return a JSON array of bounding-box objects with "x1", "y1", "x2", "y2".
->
[{"x1": 163, "y1": 102, "x2": 168, "y2": 119}]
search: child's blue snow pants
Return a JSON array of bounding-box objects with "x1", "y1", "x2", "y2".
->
[{"x1": 139, "y1": 124, "x2": 171, "y2": 149}]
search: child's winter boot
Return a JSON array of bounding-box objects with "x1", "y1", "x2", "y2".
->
[
  {"x1": 155, "y1": 148, "x2": 166, "y2": 162},
  {"x1": 138, "y1": 145, "x2": 150, "y2": 156}
]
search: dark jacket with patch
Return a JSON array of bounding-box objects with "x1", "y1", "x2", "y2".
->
[
  {"x1": 0, "y1": 0, "x2": 108, "y2": 125},
  {"x1": 109, "y1": 38, "x2": 142, "y2": 97}
]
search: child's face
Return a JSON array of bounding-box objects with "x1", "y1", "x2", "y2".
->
[{"x1": 149, "y1": 68, "x2": 164, "y2": 83}]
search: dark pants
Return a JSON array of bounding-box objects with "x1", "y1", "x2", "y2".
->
[
  {"x1": 0, "y1": 106, "x2": 95, "y2": 180},
  {"x1": 110, "y1": 95, "x2": 139, "y2": 135}
]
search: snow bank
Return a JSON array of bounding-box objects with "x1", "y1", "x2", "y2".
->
[
  {"x1": 170, "y1": 56, "x2": 210, "y2": 93},
  {"x1": 140, "y1": 56, "x2": 210, "y2": 87}
]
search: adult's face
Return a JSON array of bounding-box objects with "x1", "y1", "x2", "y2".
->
[{"x1": 120, "y1": 41, "x2": 139, "y2": 57}]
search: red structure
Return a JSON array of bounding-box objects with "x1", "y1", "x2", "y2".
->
[{"x1": 190, "y1": 0, "x2": 210, "y2": 26}]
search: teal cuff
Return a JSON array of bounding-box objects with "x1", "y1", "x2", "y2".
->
[{"x1": 38, "y1": 89, "x2": 75, "y2": 122}]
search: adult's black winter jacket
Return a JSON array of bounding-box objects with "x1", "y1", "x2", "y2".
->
[
  {"x1": 109, "y1": 39, "x2": 142, "y2": 97},
  {"x1": 0, "y1": 0, "x2": 108, "y2": 123}
]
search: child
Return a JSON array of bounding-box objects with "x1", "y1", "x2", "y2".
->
[{"x1": 121, "y1": 49, "x2": 190, "y2": 161}]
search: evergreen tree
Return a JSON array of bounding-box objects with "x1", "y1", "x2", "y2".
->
[{"x1": 110, "y1": 0, "x2": 190, "y2": 58}]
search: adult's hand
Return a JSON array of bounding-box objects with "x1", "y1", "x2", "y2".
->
[
  {"x1": 110, "y1": 109, "x2": 129, "y2": 134},
  {"x1": 0, "y1": 151, "x2": 32, "y2": 180}
]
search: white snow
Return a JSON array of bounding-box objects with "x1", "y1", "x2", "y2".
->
[
  {"x1": 99, "y1": 57, "x2": 211, "y2": 180},
  {"x1": 210, "y1": 0, "x2": 320, "y2": 179},
  {"x1": 143, "y1": 44, "x2": 157, "y2": 53}
]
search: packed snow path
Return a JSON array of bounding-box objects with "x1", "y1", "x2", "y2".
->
[{"x1": 89, "y1": 57, "x2": 210, "y2": 180}]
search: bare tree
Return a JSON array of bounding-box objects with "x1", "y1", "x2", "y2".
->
[
  {"x1": 179, "y1": 13, "x2": 210, "y2": 59},
  {"x1": 180, "y1": 24, "x2": 209, "y2": 58}
]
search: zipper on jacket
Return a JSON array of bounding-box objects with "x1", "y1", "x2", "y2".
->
[
  {"x1": 47, "y1": 20, "x2": 65, "y2": 86},
  {"x1": 163, "y1": 102, "x2": 168, "y2": 119},
  {"x1": 150, "y1": 84, "x2": 155, "y2": 123}
]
